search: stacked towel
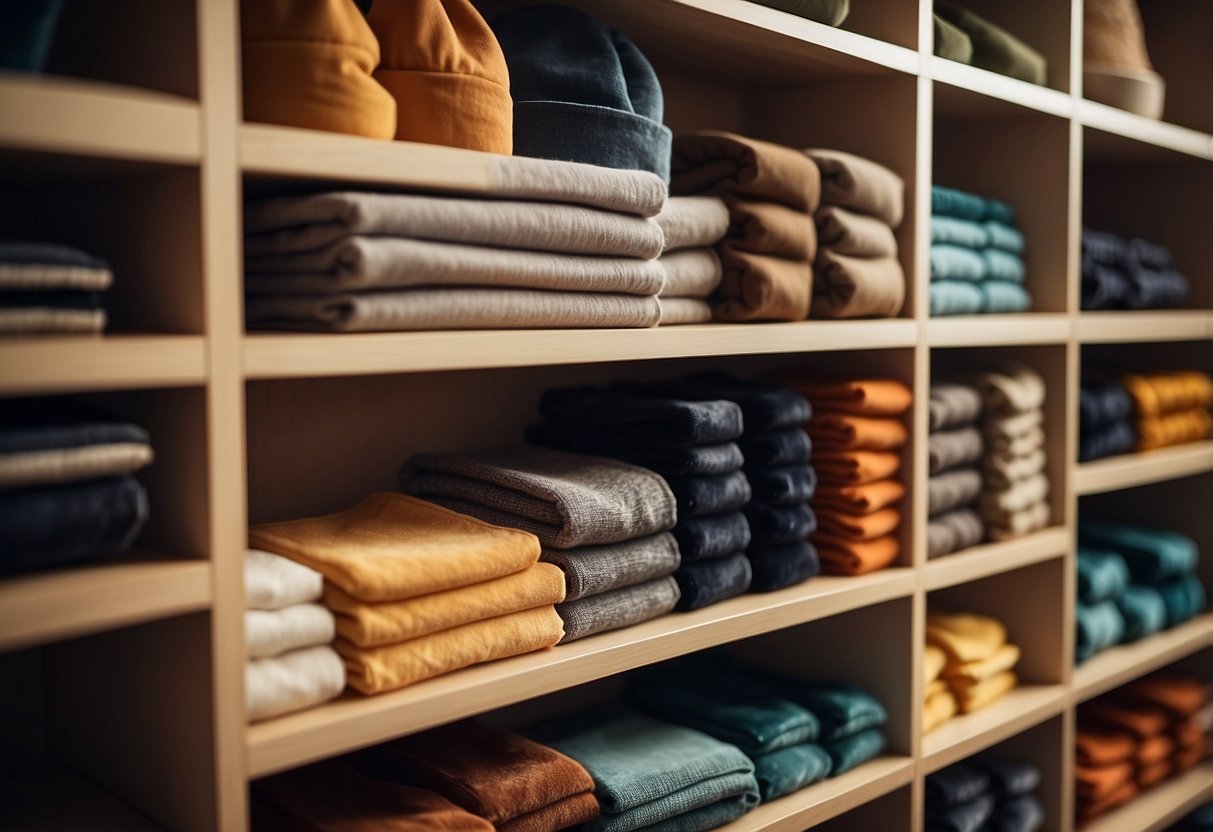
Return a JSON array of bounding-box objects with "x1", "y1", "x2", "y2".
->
[
  {"x1": 244, "y1": 550, "x2": 344, "y2": 722},
  {"x1": 927, "y1": 609, "x2": 1021, "y2": 724},
  {"x1": 930, "y1": 186, "x2": 1031, "y2": 316},
  {"x1": 976, "y1": 364, "x2": 1050, "y2": 541},
  {"x1": 925, "y1": 756, "x2": 1044, "y2": 832},
  {"x1": 670, "y1": 131, "x2": 821, "y2": 322},
  {"x1": 928, "y1": 382, "x2": 986, "y2": 558},
  {"x1": 933, "y1": 5, "x2": 1048, "y2": 85},
  {"x1": 654, "y1": 197, "x2": 730, "y2": 326},
  {"x1": 0, "y1": 400, "x2": 151, "y2": 576},
  {"x1": 242, "y1": 157, "x2": 669, "y2": 331},
  {"x1": 526, "y1": 386, "x2": 747, "y2": 613},
  {"x1": 400, "y1": 448, "x2": 679, "y2": 641},
  {"x1": 1079, "y1": 379, "x2": 1136, "y2": 462},
  {"x1": 787, "y1": 378, "x2": 911, "y2": 576},
  {"x1": 1123, "y1": 371, "x2": 1213, "y2": 452},
  {"x1": 251, "y1": 492, "x2": 566, "y2": 693},
  {"x1": 1082, "y1": 228, "x2": 1191, "y2": 311},
  {"x1": 806, "y1": 149, "x2": 906, "y2": 318},
  {"x1": 0, "y1": 242, "x2": 112, "y2": 335},
  {"x1": 1076, "y1": 673, "x2": 1210, "y2": 825}
]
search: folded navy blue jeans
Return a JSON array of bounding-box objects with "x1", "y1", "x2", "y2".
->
[
  {"x1": 620, "y1": 372, "x2": 812, "y2": 432},
  {"x1": 747, "y1": 540, "x2": 819, "y2": 592},
  {"x1": 674, "y1": 552, "x2": 752, "y2": 610},
  {"x1": 673, "y1": 511, "x2": 752, "y2": 562},
  {"x1": 527, "y1": 423, "x2": 744, "y2": 475},
  {"x1": 744, "y1": 501, "x2": 817, "y2": 544},
  {"x1": 738, "y1": 429, "x2": 811, "y2": 467},
  {"x1": 664, "y1": 471, "x2": 752, "y2": 518},
  {"x1": 745, "y1": 465, "x2": 816, "y2": 506}
]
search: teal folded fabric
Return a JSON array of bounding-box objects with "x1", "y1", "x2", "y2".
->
[
  {"x1": 823, "y1": 728, "x2": 886, "y2": 776},
  {"x1": 935, "y1": 5, "x2": 1047, "y2": 86},
  {"x1": 749, "y1": 0, "x2": 850, "y2": 26},
  {"x1": 1158, "y1": 574, "x2": 1207, "y2": 628},
  {"x1": 545, "y1": 713, "x2": 760, "y2": 832},
  {"x1": 981, "y1": 250, "x2": 1025, "y2": 283},
  {"x1": 979, "y1": 280, "x2": 1031, "y2": 313},
  {"x1": 1115, "y1": 585, "x2": 1167, "y2": 642},
  {"x1": 984, "y1": 222, "x2": 1024, "y2": 254},
  {"x1": 931, "y1": 280, "x2": 984, "y2": 316},
  {"x1": 931, "y1": 244, "x2": 986, "y2": 281},
  {"x1": 752, "y1": 743, "x2": 831, "y2": 801},
  {"x1": 985, "y1": 199, "x2": 1016, "y2": 226},
  {"x1": 1079, "y1": 521, "x2": 1199, "y2": 583},
  {"x1": 932, "y1": 217, "x2": 989, "y2": 249},
  {"x1": 1075, "y1": 600, "x2": 1125, "y2": 663},
  {"x1": 762, "y1": 679, "x2": 887, "y2": 741},
  {"x1": 933, "y1": 13, "x2": 973, "y2": 63},
  {"x1": 1076, "y1": 546, "x2": 1130, "y2": 604},
  {"x1": 932, "y1": 186, "x2": 986, "y2": 221}
]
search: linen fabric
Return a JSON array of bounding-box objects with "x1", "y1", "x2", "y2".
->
[
  {"x1": 721, "y1": 201, "x2": 817, "y2": 261},
  {"x1": 811, "y1": 251, "x2": 906, "y2": 318},
  {"x1": 481, "y1": 155, "x2": 668, "y2": 217},
  {"x1": 984, "y1": 447, "x2": 1046, "y2": 490},
  {"x1": 929, "y1": 428, "x2": 984, "y2": 475},
  {"x1": 658, "y1": 298, "x2": 712, "y2": 326},
  {"x1": 671, "y1": 131, "x2": 822, "y2": 213},
  {"x1": 713, "y1": 247, "x2": 811, "y2": 322},
  {"x1": 813, "y1": 450, "x2": 901, "y2": 486},
  {"x1": 245, "y1": 549, "x2": 324, "y2": 610},
  {"x1": 804, "y1": 148, "x2": 905, "y2": 228},
  {"x1": 542, "y1": 533, "x2": 681, "y2": 601},
  {"x1": 655, "y1": 197, "x2": 731, "y2": 253},
  {"x1": 987, "y1": 502, "x2": 1050, "y2": 541},
  {"x1": 815, "y1": 206, "x2": 898, "y2": 259},
  {"x1": 246, "y1": 603, "x2": 336, "y2": 659},
  {"x1": 556, "y1": 577, "x2": 681, "y2": 643},
  {"x1": 659, "y1": 250, "x2": 722, "y2": 299},
  {"x1": 928, "y1": 509, "x2": 985, "y2": 558},
  {"x1": 246, "y1": 645, "x2": 345, "y2": 722},
  {"x1": 674, "y1": 553, "x2": 753, "y2": 611},
  {"x1": 934, "y1": 5, "x2": 1047, "y2": 85}
]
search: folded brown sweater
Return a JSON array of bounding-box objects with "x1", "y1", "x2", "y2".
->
[
  {"x1": 811, "y1": 250, "x2": 905, "y2": 319},
  {"x1": 1082, "y1": 700, "x2": 1171, "y2": 739},
  {"x1": 1122, "y1": 674, "x2": 1208, "y2": 718},
  {"x1": 672, "y1": 130, "x2": 822, "y2": 212},
  {"x1": 1074, "y1": 760, "x2": 1134, "y2": 801},
  {"x1": 804, "y1": 148, "x2": 905, "y2": 227},
  {"x1": 722, "y1": 199, "x2": 817, "y2": 260},
  {"x1": 713, "y1": 247, "x2": 812, "y2": 321},
  {"x1": 816, "y1": 205, "x2": 898, "y2": 258}
]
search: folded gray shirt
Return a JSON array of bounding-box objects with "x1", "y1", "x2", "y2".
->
[
  {"x1": 543, "y1": 533, "x2": 681, "y2": 601},
  {"x1": 929, "y1": 427, "x2": 983, "y2": 474},
  {"x1": 556, "y1": 576, "x2": 681, "y2": 643},
  {"x1": 659, "y1": 249, "x2": 723, "y2": 299},
  {"x1": 929, "y1": 383, "x2": 983, "y2": 432},
  {"x1": 655, "y1": 196, "x2": 730, "y2": 252},
  {"x1": 928, "y1": 467, "x2": 983, "y2": 516}
]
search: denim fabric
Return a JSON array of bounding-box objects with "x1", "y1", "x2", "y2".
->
[
  {"x1": 673, "y1": 511, "x2": 752, "y2": 562},
  {"x1": 926, "y1": 763, "x2": 991, "y2": 808},
  {"x1": 1082, "y1": 262, "x2": 1132, "y2": 310},
  {"x1": 744, "y1": 501, "x2": 816, "y2": 544},
  {"x1": 762, "y1": 680, "x2": 887, "y2": 742},
  {"x1": 674, "y1": 553, "x2": 752, "y2": 610},
  {"x1": 1082, "y1": 228, "x2": 1190, "y2": 310},
  {"x1": 665, "y1": 471, "x2": 752, "y2": 518},
  {"x1": 982, "y1": 794, "x2": 1044, "y2": 832},
  {"x1": 738, "y1": 429, "x2": 812, "y2": 467},
  {"x1": 0, "y1": 0, "x2": 64, "y2": 71},
  {"x1": 927, "y1": 792, "x2": 995, "y2": 832},
  {"x1": 1079, "y1": 522, "x2": 1199, "y2": 583},
  {"x1": 1128, "y1": 267, "x2": 1189, "y2": 309},
  {"x1": 744, "y1": 465, "x2": 816, "y2": 506},
  {"x1": 970, "y1": 756, "x2": 1040, "y2": 797},
  {"x1": 747, "y1": 540, "x2": 819, "y2": 592},
  {"x1": 1115, "y1": 585, "x2": 1167, "y2": 642},
  {"x1": 675, "y1": 373, "x2": 812, "y2": 432},
  {"x1": 527, "y1": 423, "x2": 744, "y2": 476},
  {"x1": 1075, "y1": 601, "x2": 1125, "y2": 663},
  {"x1": 539, "y1": 386, "x2": 743, "y2": 446},
  {"x1": 1079, "y1": 381, "x2": 1133, "y2": 431},
  {"x1": 1076, "y1": 547, "x2": 1130, "y2": 604},
  {"x1": 1082, "y1": 228, "x2": 1128, "y2": 265},
  {"x1": 752, "y1": 743, "x2": 830, "y2": 800},
  {"x1": 822, "y1": 728, "x2": 886, "y2": 776}
]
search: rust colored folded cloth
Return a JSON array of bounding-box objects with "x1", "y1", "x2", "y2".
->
[
  {"x1": 811, "y1": 251, "x2": 906, "y2": 319},
  {"x1": 325, "y1": 562, "x2": 566, "y2": 647},
  {"x1": 1082, "y1": 700, "x2": 1170, "y2": 739},
  {"x1": 1123, "y1": 371, "x2": 1213, "y2": 417},
  {"x1": 813, "y1": 480, "x2": 905, "y2": 514},
  {"x1": 808, "y1": 413, "x2": 909, "y2": 451},
  {"x1": 1074, "y1": 761, "x2": 1133, "y2": 801},
  {"x1": 812, "y1": 450, "x2": 902, "y2": 485},
  {"x1": 337, "y1": 606, "x2": 563, "y2": 693},
  {"x1": 815, "y1": 534, "x2": 899, "y2": 575},
  {"x1": 672, "y1": 131, "x2": 822, "y2": 213},
  {"x1": 1077, "y1": 778, "x2": 1136, "y2": 822},
  {"x1": 926, "y1": 610, "x2": 1007, "y2": 663},
  {"x1": 1137, "y1": 409, "x2": 1213, "y2": 451},
  {"x1": 250, "y1": 493, "x2": 540, "y2": 602},
  {"x1": 1173, "y1": 733, "x2": 1208, "y2": 772},
  {"x1": 957, "y1": 670, "x2": 1017, "y2": 713},
  {"x1": 815, "y1": 507, "x2": 900, "y2": 541},
  {"x1": 713, "y1": 247, "x2": 811, "y2": 322},
  {"x1": 786, "y1": 378, "x2": 913, "y2": 417},
  {"x1": 924, "y1": 688, "x2": 958, "y2": 734},
  {"x1": 1075, "y1": 728, "x2": 1136, "y2": 767},
  {"x1": 804, "y1": 148, "x2": 905, "y2": 228},
  {"x1": 1135, "y1": 733, "x2": 1175, "y2": 768},
  {"x1": 368, "y1": 720, "x2": 599, "y2": 832},
  {"x1": 721, "y1": 200, "x2": 817, "y2": 261},
  {"x1": 943, "y1": 642, "x2": 1020, "y2": 688},
  {"x1": 1122, "y1": 673, "x2": 1208, "y2": 718},
  {"x1": 1136, "y1": 760, "x2": 1171, "y2": 789},
  {"x1": 816, "y1": 205, "x2": 898, "y2": 259}
]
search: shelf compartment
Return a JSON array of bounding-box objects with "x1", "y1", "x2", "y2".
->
[
  {"x1": 1074, "y1": 441, "x2": 1213, "y2": 495},
  {"x1": 243, "y1": 321, "x2": 919, "y2": 380},
  {"x1": 927, "y1": 59, "x2": 1073, "y2": 119},
  {"x1": 926, "y1": 314, "x2": 1072, "y2": 347},
  {"x1": 921, "y1": 685, "x2": 1069, "y2": 773},
  {"x1": 0, "y1": 554, "x2": 210, "y2": 653},
  {"x1": 1078, "y1": 311, "x2": 1213, "y2": 344},
  {"x1": 1081, "y1": 761, "x2": 1213, "y2": 832},
  {"x1": 1071, "y1": 613, "x2": 1213, "y2": 703},
  {"x1": 0, "y1": 335, "x2": 206, "y2": 396},
  {"x1": 247, "y1": 568, "x2": 915, "y2": 777},
  {"x1": 0, "y1": 770, "x2": 161, "y2": 832},
  {"x1": 1080, "y1": 101, "x2": 1213, "y2": 161},
  {"x1": 924, "y1": 527, "x2": 1070, "y2": 591}
]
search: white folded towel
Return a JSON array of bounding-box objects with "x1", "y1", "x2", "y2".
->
[
  {"x1": 245, "y1": 549, "x2": 323, "y2": 611},
  {"x1": 246, "y1": 645, "x2": 345, "y2": 723},
  {"x1": 246, "y1": 603, "x2": 335, "y2": 659}
]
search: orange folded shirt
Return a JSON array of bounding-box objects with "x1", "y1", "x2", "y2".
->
[
  {"x1": 808, "y1": 413, "x2": 909, "y2": 451},
  {"x1": 1123, "y1": 673, "x2": 1208, "y2": 717},
  {"x1": 1075, "y1": 728, "x2": 1137, "y2": 767},
  {"x1": 1172, "y1": 716, "x2": 1206, "y2": 751},
  {"x1": 815, "y1": 507, "x2": 900, "y2": 541},
  {"x1": 1077, "y1": 778, "x2": 1137, "y2": 822},
  {"x1": 1135, "y1": 733, "x2": 1175, "y2": 767},
  {"x1": 812, "y1": 450, "x2": 902, "y2": 486},
  {"x1": 1173, "y1": 733, "x2": 1208, "y2": 773},
  {"x1": 1074, "y1": 760, "x2": 1134, "y2": 801},
  {"x1": 816, "y1": 534, "x2": 899, "y2": 576},
  {"x1": 813, "y1": 480, "x2": 906, "y2": 514},
  {"x1": 1136, "y1": 760, "x2": 1172, "y2": 789},
  {"x1": 1082, "y1": 700, "x2": 1171, "y2": 739},
  {"x1": 781, "y1": 378, "x2": 913, "y2": 416},
  {"x1": 1136, "y1": 409, "x2": 1212, "y2": 451}
]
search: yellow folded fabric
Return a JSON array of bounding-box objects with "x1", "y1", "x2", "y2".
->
[
  {"x1": 338, "y1": 606, "x2": 564, "y2": 694},
  {"x1": 926, "y1": 610, "x2": 1007, "y2": 664},
  {"x1": 1124, "y1": 371, "x2": 1213, "y2": 417},
  {"x1": 250, "y1": 494, "x2": 541, "y2": 602},
  {"x1": 957, "y1": 670, "x2": 1018, "y2": 714},
  {"x1": 943, "y1": 643, "x2": 1020, "y2": 688},
  {"x1": 327, "y1": 562, "x2": 566, "y2": 648},
  {"x1": 926, "y1": 679, "x2": 949, "y2": 698},
  {"x1": 924, "y1": 643, "x2": 947, "y2": 685},
  {"x1": 1137, "y1": 409, "x2": 1212, "y2": 451},
  {"x1": 924, "y1": 688, "x2": 958, "y2": 734}
]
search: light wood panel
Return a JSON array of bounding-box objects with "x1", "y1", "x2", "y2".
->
[
  {"x1": 921, "y1": 685, "x2": 1069, "y2": 773},
  {"x1": 1074, "y1": 441, "x2": 1213, "y2": 495},
  {"x1": 1071, "y1": 613, "x2": 1213, "y2": 703},
  {"x1": 927, "y1": 315, "x2": 1072, "y2": 347},
  {"x1": 923, "y1": 527, "x2": 1069, "y2": 590},
  {"x1": 0, "y1": 335, "x2": 205, "y2": 396},
  {"x1": 1078, "y1": 311, "x2": 1213, "y2": 344}
]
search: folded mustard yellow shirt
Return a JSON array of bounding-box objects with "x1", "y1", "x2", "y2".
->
[
  {"x1": 923, "y1": 643, "x2": 947, "y2": 686},
  {"x1": 249, "y1": 493, "x2": 541, "y2": 602},
  {"x1": 924, "y1": 688, "x2": 958, "y2": 734},
  {"x1": 957, "y1": 670, "x2": 1017, "y2": 714},
  {"x1": 926, "y1": 610, "x2": 1007, "y2": 664},
  {"x1": 944, "y1": 642, "x2": 1020, "y2": 688}
]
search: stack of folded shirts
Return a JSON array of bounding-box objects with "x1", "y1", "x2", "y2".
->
[
  {"x1": 0, "y1": 242, "x2": 112, "y2": 335},
  {"x1": 526, "y1": 388, "x2": 751, "y2": 613},
  {"x1": 244, "y1": 550, "x2": 344, "y2": 722},
  {"x1": 923, "y1": 643, "x2": 956, "y2": 735},
  {"x1": 1076, "y1": 672, "x2": 1210, "y2": 825},
  {"x1": 0, "y1": 400, "x2": 151, "y2": 576},
  {"x1": 925, "y1": 756, "x2": 1044, "y2": 832},
  {"x1": 928, "y1": 609, "x2": 1021, "y2": 721},
  {"x1": 250, "y1": 492, "x2": 566, "y2": 694},
  {"x1": 242, "y1": 156, "x2": 670, "y2": 331},
  {"x1": 1079, "y1": 378, "x2": 1136, "y2": 462},
  {"x1": 806, "y1": 148, "x2": 906, "y2": 319},
  {"x1": 1082, "y1": 229, "x2": 1190, "y2": 311},
  {"x1": 400, "y1": 447, "x2": 680, "y2": 641},
  {"x1": 928, "y1": 381, "x2": 986, "y2": 558},
  {"x1": 932, "y1": 5, "x2": 1047, "y2": 85},
  {"x1": 976, "y1": 364, "x2": 1050, "y2": 540},
  {"x1": 1075, "y1": 545, "x2": 1132, "y2": 664},
  {"x1": 654, "y1": 197, "x2": 730, "y2": 325},
  {"x1": 1123, "y1": 371, "x2": 1213, "y2": 452},
  {"x1": 930, "y1": 186, "x2": 1031, "y2": 316},
  {"x1": 790, "y1": 378, "x2": 911, "y2": 576},
  {"x1": 670, "y1": 130, "x2": 821, "y2": 322}
]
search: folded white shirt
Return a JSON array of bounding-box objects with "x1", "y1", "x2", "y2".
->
[
  {"x1": 246, "y1": 603, "x2": 335, "y2": 659},
  {"x1": 245, "y1": 549, "x2": 323, "y2": 611},
  {"x1": 246, "y1": 645, "x2": 345, "y2": 723}
]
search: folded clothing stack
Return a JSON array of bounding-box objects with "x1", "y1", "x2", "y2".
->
[
  {"x1": 927, "y1": 609, "x2": 1021, "y2": 727},
  {"x1": 0, "y1": 400, "x2": 151, "y2": 576},
  {"x1": 401, "y1": 447, "x2": 679, "y2": 641},
  {"x1": 928, "y1": 382, "x2": 986, "y2": 558},
  {"x1": 251, "y1": 492, "x2": 566, "y2": 694},
  {"x1": 244, "y1": 550, "x2": 344, "y2": 722},
  {"x1": 807, "y1": 149, "x2": 907, "y2": 319},
  {"x1": 930, "y1": 186, "x2": 1031, "y2": 317},
  {"x1": 1075, "y1": 673, "x2": 1211, "y2": 825},
  {"x1": 791, "y1": 378, "x2": 911, "y2": 576},
  {"x1": 1079, "y1": 378, "x2": 1136, "y2": 462},
  {"x1": 933, "y1": 4, "x2": 1048, "y2": 85},
  {"x1": 1123, "y1": 371, "x2": 1213, "y2": 452},
  {"x1": 670, "y1": 130, "x2": 821, "y2": 322},
  {"x1": 242, "y1": 156, "x2": 670, "y2": 332},
  {"x1": 1082, "y1": 229, "x2": 1190, "y2": 311},
  {"x1": 526, "y1": 386, "x2": 749, "y2": 612},
  {"x1": 627, "y1": 654, "x2": 888, "y2": 802},
  {"x1": 925, "y1": 756, "x2": 1044, "y2": 832},
  {"x1": 0, "y1": 242, "x2": 112, "y2": 335},
  {"x1": 654, "y1": 197, "x2": 730, "y2": 326},
  {"x1": 976, "y1": 364, "x2": 1051, "y2": 541}
]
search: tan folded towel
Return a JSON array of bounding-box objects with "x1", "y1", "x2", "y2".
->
[
  {"x1": 659, "y1": 249, "x2": 722, "y2": 298},
  {"x1": 927, "y1": 610, "x2": 1007, "y2": 663},
  {"x1": 924, "y1": 643, "x2": 948, "y2": 684},
  {"x1": 655, "y1": 196, "x2": 730, "y2": 252},
  {"x1": 810, "y1": 251, "x2": 905, "y2": 319},
  {"x1": 804, "y1": 148, "x2": 905, "y2": 227},
  {"x1": 924, "y1": 688, "x2": 959, "y2": 734},
  {"x1": 672, "y1": 130, "x2": 822, "y2": 212},
  {"x1": 957, "y1": 670, "x2": 1017, "y2": 713},
  {"x1": 944, "y1": 643, "x2": 1020, "y2": 688}
]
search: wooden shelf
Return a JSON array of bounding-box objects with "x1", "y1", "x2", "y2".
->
[
  {"x1": 243, "y1": 321, "x2": 919, "y2": 380},
  {"x1": 1075, "y1": 441, "x2": 1213, "y2": 495},
  {"x1": 1081, "y1": 761, "x2": 1213, "y2": 832},
  {"x1": 922, "y1": 685, "x2": 1069, "y2": 773},
  {"x1": 927, "y1": 57, "x2": 1074, "y2": 119},
  {"x1": 0, "y1": 770, "x2": 162, "y2": 831},
  {"x1": 1079, "y1": 99, "x2": 1213, "y2": 161},
  {"x1": 0, "y1": 554, "x2": 211, "y2": 653},
  {"x1": 1071, "y1": 614, "x2": 1213, "y2": 703},
  {"x1": 0, "y1": 335, "x2": 207, "y2": 396},
  {"x1": 247, "y1": 569, "x2": 915, "y2": 776},
  {"x1": 924, "y1": 527, "x2": 1070, "y2": 591},
  {"x1": 0, "y1": 73, "x2": 200, "y2": 167},
  {"x1": 1078, "y1": 311, "x2": 1213, "y2": 343},
  {"x1": 926, "y1": 315, "x2": 1072, "y2": 348}
]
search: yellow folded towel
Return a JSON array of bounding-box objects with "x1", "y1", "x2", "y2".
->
[
  {"x1": 926, "y1": 678, "x2": 949, "y2": 698},
  {"x1": 924, "y1": 643, "x2": 947, "y2": 685},
  {"x1": 924, "y1": 688, "x2": 958, "y2": 734},
  {"x1": 957, "y1": 670, "x2": 1018, "y2": 714},
  {"x1": 944, "y1": 643, "x2": 1021, "y2": 689},
  {"x1": 926, "y1": 610, "x2": 1008, "y2": 664}
]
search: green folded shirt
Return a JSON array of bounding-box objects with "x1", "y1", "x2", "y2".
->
[
  {"x1": 1080, "y1": 521, "x2": 1199, "y2": 583},
  {"x1": 932, "y1": 216, "x2": 989, "y2": 249},
  {"x1": 1077, "y1": 546, "x2": 1131, "y2": 605},
  {"x1": 931, "y1": 244, "x2": 987, "y2": 281},
  {"x1": 935, "y1": 4, "x2": 1047, "y2": 86},
  {"x1": 761, "y1": 678, "x2": 888, "y2": 742},
  {"x1": 1158, "y1": 574, "x2": 1207, "y2": 629},
  {"x1": 1115, "y1": 585, "x2": 1167, "y2": 642},
  {"x1": 823, "y1": 728, "x2": 886, "y2": 776},
  {"x1": 979, "y1": 280, "x2": 1031, "y2": 313},
  {"x1": 752, "y1": 743, "x2": 831, "y2": 801}
]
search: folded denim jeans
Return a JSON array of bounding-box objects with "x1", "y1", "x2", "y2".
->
[
  {"x1": 984, "y1": 794, "x2": 1044, "y2": 832},
  {"x1": 744, "y1": 501, "x2": 817, "y2": 544},
  {"x1": 673, "y1": 511, "x2": 752, "y2": 562},
  {"x1": 674, "y1": 553, "x2": 753, "y2": 611},
  {"x1": 926, "y1": 792, "x2": 995, "y2": 832},
  {"x1": 1080, "y1": 381, "x2": 1133, "y2": 431},
  {"x1": 746, "y1": 539, "x2": 820, "y2": 592},
  {"x1": 737, "y1": 428, "x2": 812, "y2": 467},
  {"x1": 1079, "y1": 421, "x2": 1136, "y2": 462},
  {"x1": 925, "y1": 763, "x2": 990, "y2": 808},
  {"x1": 969, "y1": 756, "x2": 1040, "y2": 797},
  {"x1": 672, "y1": 372, "x2": 812, "y2": 432},
  {"x1": 745, "y1": 464, "x2": 816, "y2": 506},
  {"x1": 664, "y1": 471, "x2": 752, "y2": 519}
]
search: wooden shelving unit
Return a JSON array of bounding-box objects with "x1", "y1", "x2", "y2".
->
[{"x1": 1, "y1": 0, "x2": 1210, "y2": 830}]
